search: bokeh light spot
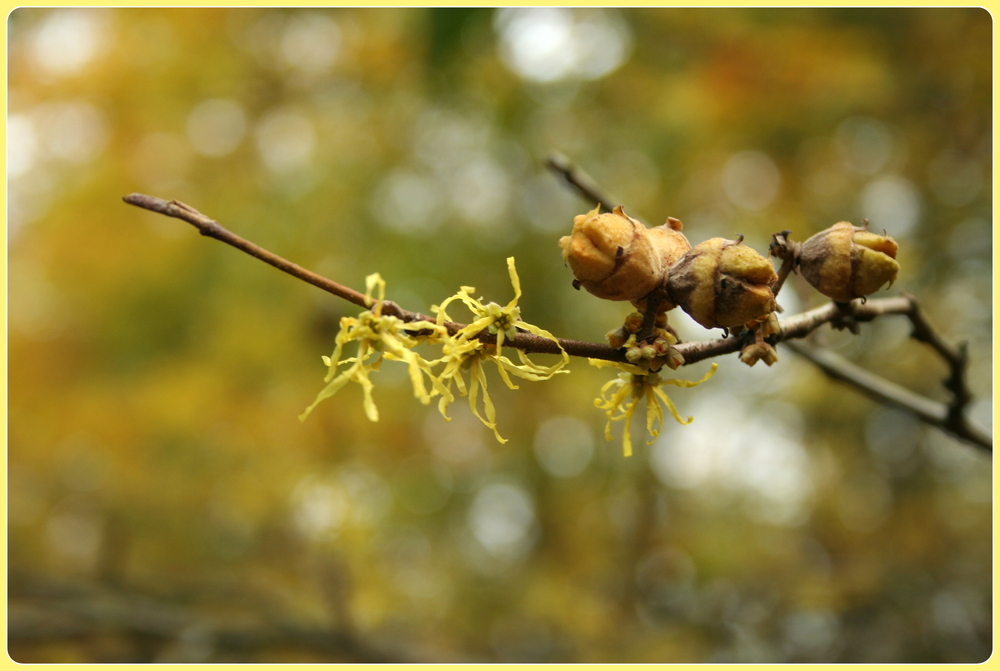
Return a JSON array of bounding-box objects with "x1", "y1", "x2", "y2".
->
[
  {"x1": 468, "y1": 482, "x2": 536, "y2": 560},
  {"x1": 187, "y1": 98, "x2": 248, "y2": 158},
  {"x1": 495, "y1": 8, "x2": 631, "y2": 83},
  {"x1": 279, "y1": 13, "x2": 341, "y2": 77},
  {"x1": 8, "y1": 114, "x2": 38, "y2": 177},
  {"x1": 533, "y1": 415, "x2": 594, "y2": 478},
  {"x1": 39, "y1": 100, "x2": 109, "y2": 164},
  {"x1": 836, "y1": 116, "x2": 894, "y2": 175},
  {"x1": 30, "y1": 9, "x2": 111, "y2": 76},
  {"x1": 860, "y1": 175, "x2": 920, "y2": 236},
  {"x1": 370, "y1": 169, "x2": 444, "y2": 236},
  {"x1": 926, "y1": 149, "x2": 984, "y2": 207},
  {"x1": 254, "y1": 107, "x2": 316, "y2": 173},
  {"x1": 722, "y1": 150, "x2": 781, "y2": 210}
]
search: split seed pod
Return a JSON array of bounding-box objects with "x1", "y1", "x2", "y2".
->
[
  {"x1": 667, "y1": 237, "x2": 778, "y2": 329},
  {"x1": 559, "y1": 206, "x2": 691, "y2": 303},
  {"x1": 798, "y1": 222, "x2": 899, "y2": 302}
]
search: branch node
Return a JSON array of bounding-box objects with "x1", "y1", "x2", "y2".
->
[{"x1": 830, "y1": 300, "x2": 861, "y2": 334}]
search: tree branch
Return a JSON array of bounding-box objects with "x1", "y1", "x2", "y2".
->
[
  {"x1": 781, "y1": 294, "x2": 990, "y2": 452},
  {"x1": 785, "y1": 341, "x2": 991, "y2": 452},
  {"x1": 122, "y1": 191, "x2": 990, "y2": 451},
  {"x1": 546, "y1": 152, "x2": 622, "y2": 216},
  {"x1": 123, "y1": 194, "x2": 374, "y2": 313}
]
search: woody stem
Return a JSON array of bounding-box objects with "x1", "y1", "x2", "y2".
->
[{"x1": 123, "y1": 192, "x2": 991, "y2": 452}]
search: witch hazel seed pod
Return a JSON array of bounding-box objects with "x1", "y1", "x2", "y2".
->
[
  {"x1": 559, "y1": 206, "x2": 691, "y2": 303},
  {"x1": 798, "y1": 221, "x2": 899, "y2": 302},
  {"x1": 629, "y1": 217, "x2": 692, "y2": 313},
  {"x1": 667, "y1": 237, "x2": 778, "y2": 329}
]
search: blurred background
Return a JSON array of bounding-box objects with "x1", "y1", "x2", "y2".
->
[{"x1": 7, "y1": 7, "x2": 992, "y2": 663}]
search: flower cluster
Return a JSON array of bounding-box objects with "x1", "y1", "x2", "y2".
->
[
  {"x1": 299, "y1": 273, "x2": 450, "y2": 423},
  {"x1": 592, "y1": 360, "x2": 718, "y2": 457},
  {"x1": 300, "y1": 258, "x2": 568, "y2": 444},
  {"x1": 431, "y1": 257, "x2": 569, "y2": 442}
]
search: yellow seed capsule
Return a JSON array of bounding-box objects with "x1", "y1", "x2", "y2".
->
[
  {"x1": 559, "y1": 206, "x2": 691, "y2": 303},
  {"x1": 667, "y1": 237, "x2": 778, "y2": 329},
  {"x1": 798, "y1": 222, "x2": 899, "y2": 302}
]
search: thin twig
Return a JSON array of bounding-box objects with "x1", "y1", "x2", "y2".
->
[
  {"x1": 123, "y1": 192, "x2": 991, "y2": 451},
  {"x1": 768, "y1": 229, "x2": 800, "y2": 301},
  {"x1": 546, "y1": 152, "x2": 622, "y2": 216},
  {"x1": 901, "y1": 290, "x2": 975, "y2": 424},
  {"x1": 124, "y1": 194, "x2": 375, "y2": 312},
  {"x1": 785, "y1": 341, "x2": 991, "y2": 452}
]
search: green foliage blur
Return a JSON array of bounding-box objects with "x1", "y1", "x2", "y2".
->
[{"x1": 8, "y1": 8, "x2": 992, "y2": 663}]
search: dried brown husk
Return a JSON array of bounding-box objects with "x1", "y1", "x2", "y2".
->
[
  {"x1": 667, "y1": 237, "x2": 777, "y2": 329},
  {"x1": 799, "y1": 222, "x2": 899, "y2": 302},
  {"x1": 559, "y1": 206, "x2": 691, "y2": 303}
]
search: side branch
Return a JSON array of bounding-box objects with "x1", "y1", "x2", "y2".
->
[
  {"x1": 785, "y1": 341, "x2": 991, "y2": 452},
  {"x1": 546, "y1": 152, "x2": 621, "y2": 216},
  {"x1": 124, "y1": 194, "x2": 375, "y2": 312}
]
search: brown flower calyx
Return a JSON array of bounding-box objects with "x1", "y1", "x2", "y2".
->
[
  {"x1": 745, "y1": 311, "x2": 780, "y2": 337},
  {"x1": 740, "y1": 339, "x2": 779, "y2": 367},
  {"x1": 798, "y1": 221, "x2": 899, "y2": 302},
  {"x1": 559, "y1": 206, "x2": 691, "y2": 303},
  {"x1": 609, "y1": 310, "x2": 684, "y2": 372},
  {"x1": 667, "y1": 236, "x2": 778, "y2": 330}
]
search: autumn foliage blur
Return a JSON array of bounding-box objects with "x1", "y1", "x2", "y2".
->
[{"x1": 7, "y1": 8, "x2": 992, "y2": 662}]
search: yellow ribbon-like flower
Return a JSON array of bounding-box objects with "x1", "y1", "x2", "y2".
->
[
  {"x1": 431, "y1": 257, "x2": 569, "y2": 442},
  {"x1": 591, "y1": 360, "x2": 718, "y2": 457},
  {"x1": 299, "y1": 273, "x2": 450, "y2": 422}
]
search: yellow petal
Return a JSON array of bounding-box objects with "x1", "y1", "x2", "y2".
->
[
  {"x1": 652, "y1": 386, "x2": 693, "y2": 425},
  {"x1": 645, "y1": 386, "x2": 664, "y2": 442},
  {"x1": 364, "y1": 273, "x2": 386, "y2": 314},
  {"x1": 621, "y1": 398, "x2": 638, "y2": 457},
  {"x1": 358, "y1": 368, "x2": 379, "y2": 422},
  {"x1": 298, "y1": 367, "x2": 354, "y2": 421},
  {"x1": 662, "y1": 362, "x2": 718, "y2": 388},
  {"x1": 589, "y1": 358, "x2": 648, "y2": 376},
  {"x1": 505, "y1": 256, "x2": 522, "y2": 308}
]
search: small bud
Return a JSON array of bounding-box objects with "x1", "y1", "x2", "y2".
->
[
  {"x1": 651, "y1": 336, "x2": 673, "y2": 356},
  {"x1": 664, "y1": 348, "x2": 686, "y2": 370},
  {"x1": 798, "y1": 222, "x2": 899, "y2": 302},
  {"x1": 740, "y1": 341, "x2": 779, "y2": 367},
  {"x1": 667, "y1": 237, "x2": 778, "y2": 329},
  {"x1": 626, "y1": 346, "x2": 644, "y2": 364},
  {"x1": 653, "y1": 328, "x2": 677, "y2": 345},
  {"x1": 754, "y1": 312, "x2": 780, "y2": 337},
  {"x1": 559, "y1": 207, "x2": 691, "y2": 302},
  {"x1": 640, "y1": 345, "x2": 657, "y2": 360},
  {"x1": 623, "y1": 311, "x2": 644, "y2": 333},
  {"x1": 606, "y1": 326, "x2": 630, "y2": 349}
]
